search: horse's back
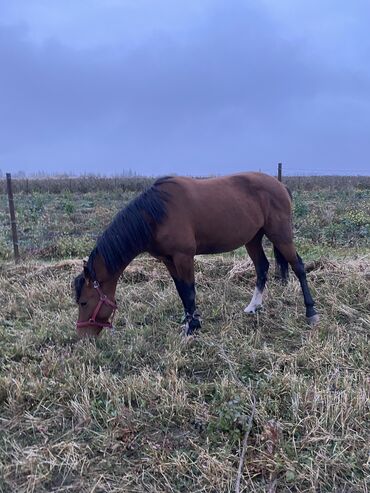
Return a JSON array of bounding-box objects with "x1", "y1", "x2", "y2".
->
[
  {"x1": 158, "y1": 172, "x2": 288, "y2": 195},
  {"x1": 153, "y1": 172, "x2": 292, "y2": 255},
  {"x1": 157, "y1": 172, "x2": 291, "y2": 219}
]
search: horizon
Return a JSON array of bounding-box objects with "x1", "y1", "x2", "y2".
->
[{"x1": 3, "y1": 169, "x2": 370, "y2": 179}]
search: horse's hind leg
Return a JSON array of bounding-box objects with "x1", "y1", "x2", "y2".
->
[
  {"x1": 244, "y1": 230, "x2": 269, "y2": 314},
  {"x1": 270, "y1": 241, "x2": 319, "y2": 326},
  {"x1": 164, "y1": 254, "x2": 201, "y2": 335},
  {"x1": 274, "y1": 245, "x2": 289, "y2": 283}
]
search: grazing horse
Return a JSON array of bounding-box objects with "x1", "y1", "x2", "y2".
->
[{"x1": 74, "y1": 172, "x2": 319, "y2": 337}]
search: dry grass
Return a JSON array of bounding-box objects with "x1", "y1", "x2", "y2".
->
[
  {"x1": 1, "y1": 178, "x2": 368, "y2": 263},
  {"x1": 0, "y1": 254, "x2": 369, "y2": 492},
  {"x1": 0, "y1": 176, "x2": 154, "y2": 194},
  {"x1": 2, "y1": 174, "x2": 370, "y2": 195}
]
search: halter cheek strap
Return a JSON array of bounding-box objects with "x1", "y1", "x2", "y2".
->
[{"x1": 76, "y1": 280, "x2": 118, "y2": 331}]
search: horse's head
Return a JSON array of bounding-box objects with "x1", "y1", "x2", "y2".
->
[{"x1": 74, "y1": 260, "x2": 118, "y2": 338}]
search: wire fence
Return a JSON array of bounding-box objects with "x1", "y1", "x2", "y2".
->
[
  {"x1": 0, "y1": 175, "x2": 154, "y2": 194},
  {"x1": 0, "y1": 171, "x2": 369, "y2": 195},
  {"x1": 1, "y1": 170, "x2": 369, "y2": 264}
]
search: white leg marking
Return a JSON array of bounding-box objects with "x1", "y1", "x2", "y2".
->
[{"x1": 244, "y1": 287, "x2": 263, "y2": 314}]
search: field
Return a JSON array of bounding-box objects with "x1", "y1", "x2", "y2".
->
[{"x1": 0, "y1": 176, "x2": 369, "y2": 492}]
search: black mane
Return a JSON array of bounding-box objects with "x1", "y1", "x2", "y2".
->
[
  {"x1": 74, "y1": 177, "x2": 171, "y2": 301},
  {"x1": 74, "y1": 273, "x2": 85, "y2": 302}
]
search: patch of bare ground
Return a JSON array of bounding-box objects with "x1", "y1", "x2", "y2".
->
[{"x1": 0, "y1": 255, "x2": 369, "y2": 492}]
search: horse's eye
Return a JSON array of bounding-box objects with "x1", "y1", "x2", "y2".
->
[{"x1": 80, "y1": 301, "x2": 87, "y2": 307}]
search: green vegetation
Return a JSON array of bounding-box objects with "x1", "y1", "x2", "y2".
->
[
  {"x1": 0, "y1": 176, "x2": 369, "y2": 263},
  {"x1": 0, "y1": 188, "x2": 137, "y2": 261},
  {"x1": 0, "y1": 175, "x2": 369, "y2": 492}
]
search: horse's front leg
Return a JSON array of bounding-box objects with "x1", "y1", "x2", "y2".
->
[{"x1": 164, "y1": 254, "x2": 201, "y2": 335}]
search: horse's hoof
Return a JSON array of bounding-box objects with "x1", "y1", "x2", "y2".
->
[
  {"x1": 181, "y1": 314, "x2": 202, "y2": 336},
  {"x1": 181, "y1": 323, "x2": 200, "y2": 337},
  {"x1": 186, "y1": 325, "x2": 200, "y2": 336},
  {"x1": 244, "y1": 305, "x2": 262, "y2": 314},
  {"x1": 307, "y1": 313, "x2": 320, "y2": 326}
]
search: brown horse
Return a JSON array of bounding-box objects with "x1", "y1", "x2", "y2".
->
[{"x1": 74, "y1": 172, "x2": 319, "y2": 337}]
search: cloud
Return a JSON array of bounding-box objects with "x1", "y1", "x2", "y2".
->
[{"x1": 0, "y1": 0, "x2": 369, "y2": 175}]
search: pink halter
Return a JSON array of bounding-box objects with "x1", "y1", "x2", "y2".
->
[{"x1": 76, "y1": 280, "x2": 117, "y2": 331}]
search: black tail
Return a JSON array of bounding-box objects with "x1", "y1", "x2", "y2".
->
[
  {"x1": 285, "y1": 185, "x2": 293, "y2": 200},
  {"x1": 274, "y1": 246, "x2": 289, "y2": 283},
  {"x1": 273, "y1": 184, "x2": 293, "y2": 282}
]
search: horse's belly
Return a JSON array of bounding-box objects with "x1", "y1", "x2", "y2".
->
[
  {"x1": 191, "y1": 194, "x2": 264, "y2": 253},
  {"x1": 196, "y1": 242, "x2": 243, "y2": 255},
  {"x1": 195, "y1": 226, "x2": 257, "y2": 255}
]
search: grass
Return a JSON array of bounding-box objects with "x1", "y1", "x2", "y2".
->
[
  {"x1": 0, "y1": 253, "x2": 369, "y2": 492},
  {"x1": 1, "y1": 174, "x2": 369, "y2": 195},
  {"x1": 0, "y1": 189, "x2": 137, "y2": 261},
  {"x1": 0, "y1": 178, "x2": 369, "y2": 263},
  {"x1": 0, "y1": 176, "x2": 369, "y2": 491}
]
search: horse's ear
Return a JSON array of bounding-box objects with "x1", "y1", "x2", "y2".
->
[{"x1": 83, "y1": 260, "x2": 91, "y2": 286}]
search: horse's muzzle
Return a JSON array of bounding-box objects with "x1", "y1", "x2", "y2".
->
[{"x1": 76, "y1": 280, "x2": 117, "y2": 338}]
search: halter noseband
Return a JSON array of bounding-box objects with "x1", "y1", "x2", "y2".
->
[{"x1": 76, "y1": 280, "x2": 117, "y2": 331}]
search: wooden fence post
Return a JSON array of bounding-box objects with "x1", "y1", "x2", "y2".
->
[
  {"x1": 277, "y1": 162, "x2": 282, "y2": 182},
  {"x1": 276, "y1": 162, "x2": 283, "y2": 279},
  {"x1": 6, "y1": 173, "x2": 20, "y2": 264}
]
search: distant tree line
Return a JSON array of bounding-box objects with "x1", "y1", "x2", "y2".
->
[
  {"x1": 0, "y1": 172, "x2": 369, "y2": 194},
  {"x1": 0, "y1": 174, "x2": 154, "y2": 194}
]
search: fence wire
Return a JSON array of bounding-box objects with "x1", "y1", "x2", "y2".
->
[{"x1": 1, "y1": 174, "x2": 369, "y2": 263}]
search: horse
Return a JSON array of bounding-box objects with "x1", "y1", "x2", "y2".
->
[{"x1": 74, "y1": 172, "x2": 319, "y2": 338}]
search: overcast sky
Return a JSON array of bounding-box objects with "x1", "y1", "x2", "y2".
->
[{"x1": 1, "y1": 0, "x2": 369, "y2": 176}]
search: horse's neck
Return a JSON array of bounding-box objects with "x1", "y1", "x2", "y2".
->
[{"x1": 93, "y1": 251, "x2": 135, "y2": 283}]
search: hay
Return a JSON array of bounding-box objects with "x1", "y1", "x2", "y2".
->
[{"x1": 0, "y1": 255, "x2": 369, "y2": 492}]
